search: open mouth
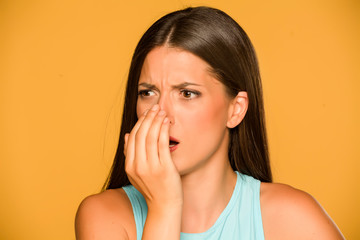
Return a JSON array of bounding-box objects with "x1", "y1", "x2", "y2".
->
[
  {"x1": 169, "y1": 140, "x2": 179, "y2": 148},
  {"x1": 169, "y1": 137, "x2": 179, "y2": 149}
]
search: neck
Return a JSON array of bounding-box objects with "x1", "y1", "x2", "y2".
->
[{"x1": 180, "y1": 162, "x2": 237, "y2": 233}]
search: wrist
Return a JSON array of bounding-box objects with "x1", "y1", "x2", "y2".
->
[
  {"x1": 143, "y1": 201, "x2": 182, "y2": 240},
  {"x1": 147, "y1": 200, "x2": 183, "y2": 215}
]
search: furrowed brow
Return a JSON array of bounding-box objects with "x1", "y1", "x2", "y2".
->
[
  {"x1": 138, "y1": 82, "x2": 202, "y2": 91},
  {"x1": 172, "y1": 82, "x2": 202, "y2": 89},
  {"x1": 138, "y1": 82, "x2": 159, "y2": 91}
]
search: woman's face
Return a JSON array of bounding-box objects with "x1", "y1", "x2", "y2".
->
[{"x1": 136, "y1": 46, "x2": 233, "y2": 175}]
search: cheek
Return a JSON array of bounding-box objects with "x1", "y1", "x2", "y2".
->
[
  {"x1": 136, "y1": 103, "x2": 144, "y2": 118},
  {"x1": 136, "y1": 100, "x2": 155, "y2": 118},
  {"x1": 181, "y1": 99, "x2": 228, "y2": 134}
]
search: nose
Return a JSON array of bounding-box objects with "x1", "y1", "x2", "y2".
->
[{"x1": 158, "y1": 94, "x2": 175, "y2": 125}]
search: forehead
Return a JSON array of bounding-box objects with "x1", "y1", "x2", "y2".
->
[{"x1": 139, "y1": 46, "x2": 221, "y2": 87}]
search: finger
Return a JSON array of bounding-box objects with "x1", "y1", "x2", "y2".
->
[
  {"x1": 125, "y1": 110, "x2": 149, "y2": 167},
  {"x1": 146, "y1": 109, "x2": 167, "y2": 165},
  {"x1": 134, "y1": 104, "x2": 161, "y2": 165},
  {"x1": 158, "y1": 117, "x2": 173, "y2": 167}
]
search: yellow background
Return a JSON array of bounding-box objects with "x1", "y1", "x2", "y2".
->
[{"x1": 1, "y1": 0, "x2": 359, "y2": 239}]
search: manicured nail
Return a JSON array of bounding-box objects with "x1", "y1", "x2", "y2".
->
[
  {"x1": 151, "y1": 104, "x2": 159, "y2": 111},
  {"x1": 163, "y1": 117, "x2": 169, "y2": 124}
]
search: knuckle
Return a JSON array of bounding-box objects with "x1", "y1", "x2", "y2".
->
[
  {"x1": 134, "y1": 164, "x2": 146, "y2": 177},
  {"x1": 125, "y1": 165, "x2": 132, "y2": 175},
  {"x1": 151, "y1": 165, "x2": 163, "y2": 176}
]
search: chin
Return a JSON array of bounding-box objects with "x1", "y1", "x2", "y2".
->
[
  {"x1": 171, "y1": 156, "x2": 189, "y2": 176},
  {"x1": 172, "y1": 155, "x2": 206, "y2": 177}
]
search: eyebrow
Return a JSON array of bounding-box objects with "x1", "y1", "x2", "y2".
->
[
  {"x1": 138, "y1": 82, "x2": 158, "y2": 90},
  {"x1": 138, "y1": 82, "x2": 202, "y2": 90}
]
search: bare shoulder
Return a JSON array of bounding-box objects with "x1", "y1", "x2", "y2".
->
[
  {"x1": 260, "y1": 182, "x2": 344, "y2": 240},
  {"x1": 75, "y1": 188, "x2": 136, "y2": 240}
]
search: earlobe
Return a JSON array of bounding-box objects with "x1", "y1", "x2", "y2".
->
[{"x1": 226, "y1": 92, "x2": 248, "y2": 128}]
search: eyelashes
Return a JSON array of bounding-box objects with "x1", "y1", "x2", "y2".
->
[
  {"x1": 137, "y1": 89, "x2": 201, "y2": 100},
  {"x1": 138, "y1": 89, "x2": 155, "y2": 98},
  {"x1": 179, "y1": 89, "x2": 201, "y2": 99}
]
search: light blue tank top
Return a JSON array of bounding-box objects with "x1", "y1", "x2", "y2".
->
[{"x1": 123, "y1": 171, "x2": 265, "y2": 240}]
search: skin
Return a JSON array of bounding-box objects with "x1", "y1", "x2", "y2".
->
[{"x1": 75, "y1": 46, "x2": 345, "y2": 240}]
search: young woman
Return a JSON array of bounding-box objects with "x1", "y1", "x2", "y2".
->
[{"x1": 75, "y1": 6, "x2": 344, "y2": 240}]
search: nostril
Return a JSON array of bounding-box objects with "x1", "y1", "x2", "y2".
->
[{"x1": 169, "y1": 118, "x2": 175, "y2": 125}]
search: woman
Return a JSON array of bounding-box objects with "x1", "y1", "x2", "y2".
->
[{"x1": 75, "y1": 6, "x2": 344, "y2": 240}]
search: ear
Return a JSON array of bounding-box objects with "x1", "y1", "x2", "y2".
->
[{"x1": 226, "y1": 91, "x2": 248, "y2": 128}]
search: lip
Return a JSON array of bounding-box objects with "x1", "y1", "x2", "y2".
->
[
  {"x1": 169, "y1": 136, "x2": 180, "y2": 152},
  {"x1": 169, "y1": 136, "x2": 180, "y2": 143},
  {"x1": 169, "y1": 144, "x2": 179, "y2": 152}
]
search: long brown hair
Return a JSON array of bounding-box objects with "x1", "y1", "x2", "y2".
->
[{"x1": 103, "y1": 6, "x2": 272, "y2": 190}]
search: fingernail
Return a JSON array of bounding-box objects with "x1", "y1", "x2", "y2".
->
[
  {"x1": 151, "y1": 104, "x2": 159, "y2": 111},
  {"x1": 163, "y1": 117, "x2": 169, "y2": 124},
  {"x1": 158, "y1": 110, "x2": 165, "y2": 116}
]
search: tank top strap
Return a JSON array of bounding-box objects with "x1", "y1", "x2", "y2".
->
[
  {"x1": 123, "y1": 185, "x2": 148, "y2": 240},
  {"x1": 237, "y1": 172, "x2": 265, "y2": 240}
]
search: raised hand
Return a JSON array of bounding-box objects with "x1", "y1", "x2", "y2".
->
[{"x1": 124, "y1": 104, "x2": 183, "y2": 210}]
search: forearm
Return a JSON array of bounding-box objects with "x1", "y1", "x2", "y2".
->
[{"x1": 142, "y1": 204, "x2": 182, "y2": 240}]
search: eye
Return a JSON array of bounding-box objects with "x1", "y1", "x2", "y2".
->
[
  {"x1": 180, "y1": 89, "x2": 200, "y2": 100},
  {"x1": 138, "y1": 90, "x2": 155, "y2": 98}
]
